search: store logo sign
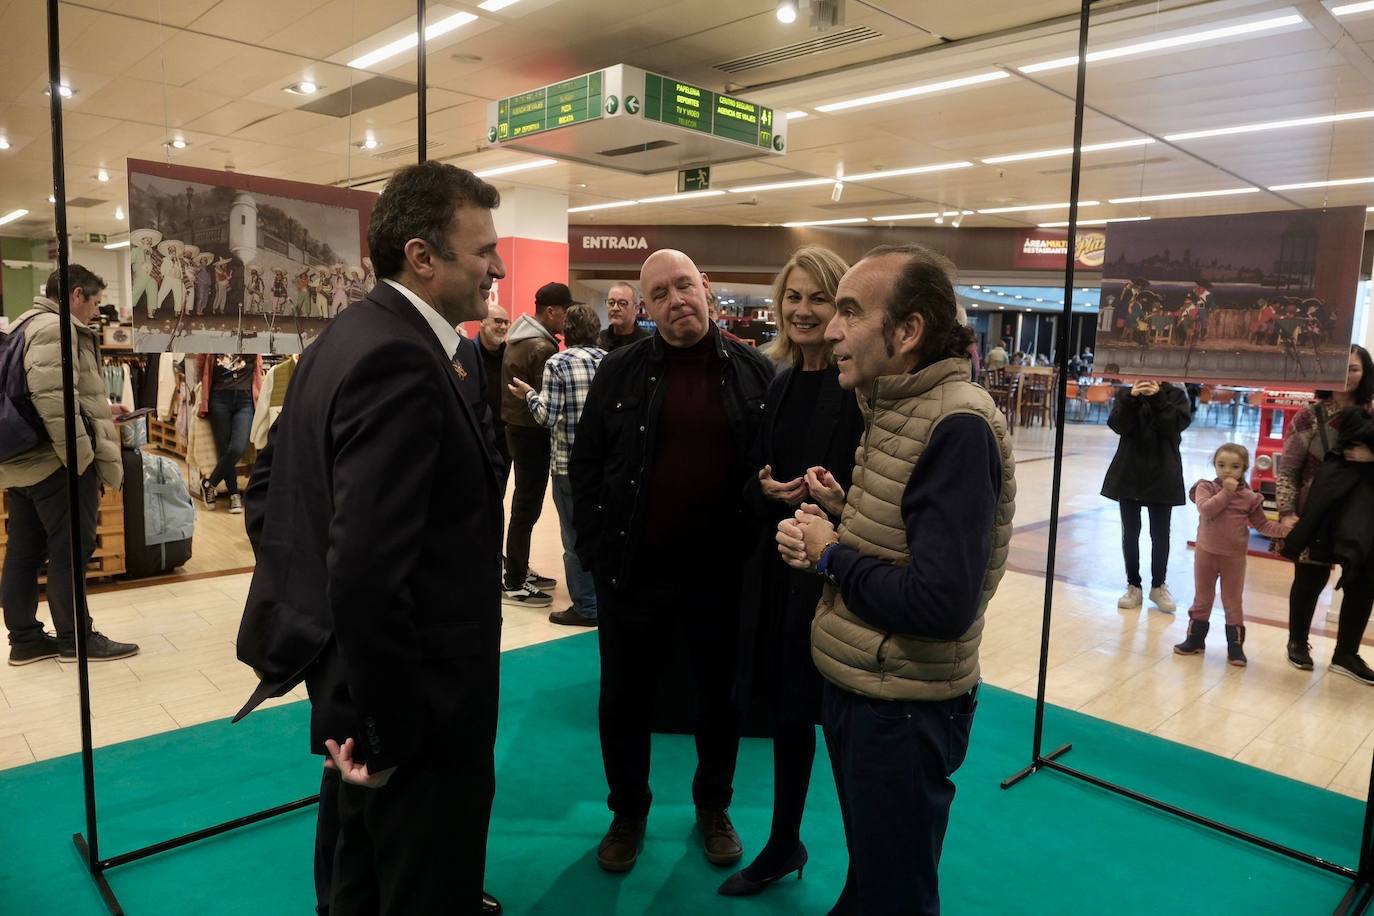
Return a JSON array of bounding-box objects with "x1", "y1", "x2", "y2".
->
[{"x1": 1013, "y1": 229, "x2": 1106, "y2": 270}]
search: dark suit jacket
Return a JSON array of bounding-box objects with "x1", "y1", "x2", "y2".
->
[
  {"x1": 235, "y1": 281, "x2": 503, "y2": 771},
  {"x1": 455, "y1": 335, "x2": 506, "y2": 474}
]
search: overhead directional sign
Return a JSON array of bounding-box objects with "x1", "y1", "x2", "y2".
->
[
  {"x1": 643, "y1": 73, "x2": 779, "y2": 152},
  {"x1": 493, "y1": 70, "x2": 606, "y2": 142}
]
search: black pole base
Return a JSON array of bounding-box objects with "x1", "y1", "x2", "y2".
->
[
  {"x1": 1336, "y1": 880, "x2": 1373, "y2": 916},
  {"x1": 73, "y1": 834, "x2": 123, "y2": 916},
  {"x1": 1001, "y1": 742, "x2": 1074, "y2": 790}
]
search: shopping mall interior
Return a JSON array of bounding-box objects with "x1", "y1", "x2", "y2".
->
[{"x1": 2, "y1": 0, "x2": 1374, "y2": 912}]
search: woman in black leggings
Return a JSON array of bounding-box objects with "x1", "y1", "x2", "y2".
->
[
  {"x1": 1278, "y1": 345, "x2": 1374, "y2": 683},
  {"x1": 1101, "y1": 379, "x2": 1192, "y2": 612}
]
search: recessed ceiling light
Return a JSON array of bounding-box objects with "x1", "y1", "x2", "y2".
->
[
  {"x1": 168, "y1": 138, "x2": 188, "y2": 149},
  {"x1": 0, "y1": 138, "x2": 10, "y2": 151},
  {"x1": 97, "y1": 168, "x2": 109, "y2": 182},
  {"x1": 1267, "y1": 175, "x2": 1374, "y2": 191},
  {"x1": 845, "y1": 161, "x2": 974, "y2": 182},
  {"x1": 1019, "y1": 13, "x2": 1305, "y2": 74},
  {"x1": 870, "y1": 211, "x2": 941, "y2": 221},
  {"x1": 0, "y1": 209, "x2": 30, "y2": 226},
  {"x1": 1108, "y1": 187, "x2": 1260, "y2": 204},
  {"x1": 638, "y1": 190, "x2": 727, "y2": 204},
  {"x1": 972, "y1": 284, "x2": 981, "y2": 289},
  {"x1": 472, "y1": 158, "x2": 557, "y2": 178},
  {"x1": 781, "y1": 217, "x2": 869, "y2": 227},
  {"x1": 725, "y1": 177, "x2": 833, "y2": 194},
  {"x1": 358, "y1": 136, "x2": 381, "y2": 150},
  {"x1": 1165, "y1": 109, "x2": 1374, "y2": 142},
  {"x1": 785, "y1": 110, "x2": 809, "y2": 120},
  {"x1": 349, "y1": 12, "x2": 478, "y2": 70},
  {"x1": 567, "y1": 200, "x2": 637, "y2": 213},
  {"x1": 1332, "y1": 1, "x2": 1374, "y2": 15},
  {"x1": 114, "y1": 206, "x2": 124, "y2": 220},
  {"x1": 816, "y1": 71, "x2": 1010, "y2": 113},
  {"x1": 43, "y1": 84, "x2": 74, "y2": 99},
  {"x1": 286, "y1": 80, "x2": 321, "y2": 95},
  {"x1": 776, "y1": 0, "x2": 798, "y2": 24},
  {"x1": 104, "y1": 239, "x2": 131, "y2": 250},
  {"x1": 478, "y1": 0, "x2": 521, "y2": 9},
  {"x1": 981, "y1": 138, "x2": 1154, "y2": 165},
  {"x1": 47, "y1": 195, "x2": 55, "y2": 204},
  {"x1": 977, "y1": 201, "x2": 1100, "y2": 214},
  {"x1": 1037, "y1": 216, "x2": 1153, "y2": 227}
]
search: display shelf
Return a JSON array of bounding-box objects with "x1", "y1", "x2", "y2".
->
[{"x1": 0, "y1": 485, "x2": 126, "y2": 581}]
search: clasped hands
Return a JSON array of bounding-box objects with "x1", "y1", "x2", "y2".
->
[
  {"x1": 776, "y1": 504, "x2": 840, "y2": 572},
  {"x1": 759, "y1": 464, "x2": 845, "y2": 515}
]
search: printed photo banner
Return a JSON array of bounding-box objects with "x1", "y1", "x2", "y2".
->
[
  {"x1": 1093, "y1": 206, "x2": 1366, "y2": 388},
  {"x1": 126, "y1": 159, "x2": 377, "y2": 354}
]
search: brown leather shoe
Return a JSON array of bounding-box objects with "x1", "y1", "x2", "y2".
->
[
  {"x1": 696, "y1": 807, "x2": 743, "y2": 866},
  {"x1": 596, "y1": 816, "x2": 646, "y2": 873}
]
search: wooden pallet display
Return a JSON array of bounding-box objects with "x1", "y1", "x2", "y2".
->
[
  {"x1": 147, "y1": 416, "x2": 185, "y2": 458},
  {"x1": 0, "y1": 485, "x2": 127, "y2": 582}
]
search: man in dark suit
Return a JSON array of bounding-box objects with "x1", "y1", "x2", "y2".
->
[{"x1": 235, "y1": 160, "x2": 506, "y2": 916}]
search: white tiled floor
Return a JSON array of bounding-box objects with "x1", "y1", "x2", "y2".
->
[{"x1": 2, "y1": 414, "x2": 1370, "y2": 806}]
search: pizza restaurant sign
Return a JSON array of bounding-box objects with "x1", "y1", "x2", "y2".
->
[
  {"x1": 569, "y1": 226, "x2": 659, "y2": 263},
  {"x1": 1013, "y1": 229, "x2": 1107, "y2": 270}
]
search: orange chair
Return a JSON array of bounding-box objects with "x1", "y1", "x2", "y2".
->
[{"x1": 1084, "y1": 383, "x2": 1115, "y2": 423}]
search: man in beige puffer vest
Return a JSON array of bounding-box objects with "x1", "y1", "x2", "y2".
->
[
  {"x1": 778, "y1": 245, "x2": 1015, "y2": 916},
  {"x1": 1, "y1": 266, "x2": 138, "y2": 665}
]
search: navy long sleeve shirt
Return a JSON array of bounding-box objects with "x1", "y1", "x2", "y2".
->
[{"x1": 822, "y1": 414, "x2": 1002, "y2": 640}]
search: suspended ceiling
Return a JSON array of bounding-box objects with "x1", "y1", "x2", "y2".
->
[{"x1": 0, "y1": 0, "x2": 1372, "y2": 241}]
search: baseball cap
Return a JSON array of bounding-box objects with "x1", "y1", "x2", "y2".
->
[{"x1": 535, "y1": 282, "x2": 580, "y2": 309}]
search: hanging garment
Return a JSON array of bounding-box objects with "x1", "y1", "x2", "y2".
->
[{"x1": 250, "y1": 357, "x2": 296, "y2": 449}]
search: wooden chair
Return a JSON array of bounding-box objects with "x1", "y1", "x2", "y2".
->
[
  {"x1": 1084, "y1": 383, "x2": 1115, "y2": 423},
  {"x1": 1019, "y1": 372, "x2": 1054, "y2": 428},
  {"x1": 982, "y1": 369, "x2": 1018, "y2": 434}
]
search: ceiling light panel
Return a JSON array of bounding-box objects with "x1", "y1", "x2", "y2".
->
[
  {"x1": 349, "y1": 10, "x2": 479, "y2": 70},
  {"x1": 981, "y1": 138, "x2": 1154, "y2": 165},
  {"x1": 815, "y1": 71, "x2": 1009, "y2": 113},
  {"x1": 1164, "y1": 110, "x2": 1374, "y2": 142},
  {"x1": 1019, "y1": 11, "x2": 1306, "y2": 75},
  {"x1": 1267, "y1": 176, "x2": 1374, "y2": 191},
  {"x1": 1037, "y1": 217, "x2": 1152, "y2": 227},
  {"x1": 977, "y1": 201, "x2": 1100, "y2": 214},
  {"x1": 845, "y1": 161, "x2": 974, "y2": 182},
  {"x1": 1108, "y1": 187, "x2": 1260, "y2": 204},
  {"x1": 781, "y1": 217, "x2": 869, "y2": 227}
]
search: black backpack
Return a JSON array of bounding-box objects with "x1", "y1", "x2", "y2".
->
[{"x1": 0, "y1": 315, "x2": 49, "y2": 462}]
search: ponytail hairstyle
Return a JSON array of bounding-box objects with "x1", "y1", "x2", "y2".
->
[{"x1": 864, "y1": 243, "x2": 975, "y2": 361}]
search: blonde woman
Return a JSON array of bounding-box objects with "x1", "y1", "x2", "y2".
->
[{"x1": 724, "y1": 245, "x2": 864, "y2": 897}]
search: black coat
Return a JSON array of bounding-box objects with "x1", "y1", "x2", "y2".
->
[
  {"x1": 569, "y1": 327, "x2": 773, "y2": 591},
  {"x1": 1100, "y1": 383, "x2": 1191, "y2": 506},
  {"x1": 235, "y1": 282, "x2": 503, "y2": 772},
  {"x1": 1283, "y1": 409, "x2": 1374, "y2": 579},
  {"x1": 735, "y1": 366, "x2": 863, "y2": 721},
  {"x1": 455, "y1": 335, "x2": 508, "y2": 475}
]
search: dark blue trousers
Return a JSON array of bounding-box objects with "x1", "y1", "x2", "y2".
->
[{"x1": 822, "y1": 679, "x2": 978, "y2": 916}]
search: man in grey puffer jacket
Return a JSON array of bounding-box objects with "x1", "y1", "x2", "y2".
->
[{"x1": 1, "y1": 266, "x2": 138, "y2": 665}]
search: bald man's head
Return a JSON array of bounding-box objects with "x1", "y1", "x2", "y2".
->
[
  {"x1": 640, "y1": 249, "x2": 710, "y2": 348},
  {"x1": 479, "y1": 302, "x2": 510, "y2": 349}
]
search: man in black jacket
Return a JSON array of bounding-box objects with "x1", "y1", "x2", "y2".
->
[
  {"x1": 235, "y1": 161, "x2": 505, "y2": 916},
  {"x1": 570, "y1": 248, "x2": 773, "y2": 874},
  {"x1": 597, "y1": 281, "x2": 649, "y2": 352},
  {"x1": 475, "y1": 303, "x2": 511, "y2": 490}
]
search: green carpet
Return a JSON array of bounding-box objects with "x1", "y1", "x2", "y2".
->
[{"x1": 0, "y1": 633, "x2": 1362, "y2": 914}]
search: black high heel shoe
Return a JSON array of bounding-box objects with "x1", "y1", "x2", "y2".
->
[{"x1": 716, "y1": 843, "x2": 808, "y2": 897}]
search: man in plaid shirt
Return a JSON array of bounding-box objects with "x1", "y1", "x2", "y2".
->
[{"x1": 508, "y1": 303, "x2": 607, "y2": 626}]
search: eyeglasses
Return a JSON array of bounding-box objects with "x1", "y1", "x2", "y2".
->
[{"x1": 606, "y1": 298, "x2": 633, "y2": 309}]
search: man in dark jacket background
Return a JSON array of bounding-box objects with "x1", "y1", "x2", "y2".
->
[
  {"x1": 570, "y1": 248, "x2": 773, "y2": 875},
  {"x1": 501, "y1": 282, "x2": 570, "y2": 607},
  {"x1": 475, "y1": 303, "x2": 511, "y2": 491},
  {"x1": 597, "y1": 281, "x2": 649, "y2": 352}
]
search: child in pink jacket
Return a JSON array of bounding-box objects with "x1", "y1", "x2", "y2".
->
[{"x1": 1174, "y1": 443, "x2": 1293, "y2": 666}]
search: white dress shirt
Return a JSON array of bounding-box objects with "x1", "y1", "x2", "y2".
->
[{"x1": 383, "y1": 278, "x2": 462, "y2": 359}]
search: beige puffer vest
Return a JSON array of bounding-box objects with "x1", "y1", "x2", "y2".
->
[{"x1": 811, "y1": 357, "x2": 1016, "y2": 701}]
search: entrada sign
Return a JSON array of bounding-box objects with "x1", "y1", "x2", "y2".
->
[{"x1": 580, "y1": 235, "x2": 649, "y2": 250}]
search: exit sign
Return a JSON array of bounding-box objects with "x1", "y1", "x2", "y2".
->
[
  {"x1": 87, "y1": 232, "x2": 108, "y2": 244},
  {"x1": 678, "y1": 166, "x2": 711, "y2": 193}
]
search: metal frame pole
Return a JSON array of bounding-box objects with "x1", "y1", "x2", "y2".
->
[{"x1": 417, "y1": 0, "x2": 427, "y2": 163}]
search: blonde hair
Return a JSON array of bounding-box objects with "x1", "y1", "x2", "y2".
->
[
  {"x1": 1213, "y1": 442, "x2": 1250, "y2": 472},
  {"x1": 762, "y1": 245, "x2": 850, "y2": 367}
]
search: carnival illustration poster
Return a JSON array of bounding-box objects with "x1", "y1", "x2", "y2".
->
[
  {"x1": 1094, "y1": 206, "x2": 1366, "y2": 387},
  {"x1": 127, "y1": 159, "x2": 377, "y2": 355}
]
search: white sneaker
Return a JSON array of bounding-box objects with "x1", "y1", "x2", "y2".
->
[
  {"x1": 229, "y1": 494, "x2": 243, "y2": 515},
  {"x1": 1149, "y1": 585, "x2": 1177, "y2": 613},
  {"x1": 1117, "y1": 585, "x2": 1143, "y2": 609}
]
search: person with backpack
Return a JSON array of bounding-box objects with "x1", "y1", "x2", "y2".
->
[{"x1": 1, "y1": 266, "x2": 139, "y2": 665}]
